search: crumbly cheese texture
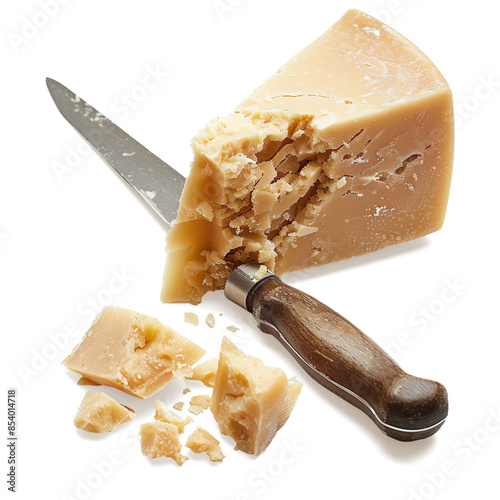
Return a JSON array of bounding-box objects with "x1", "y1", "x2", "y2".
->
[
  {"x1": 186, "y1": 358, "x2": 218, "y2": 387},
  {"x1": 161, "y1": 8, "x2": 454, "y2": 304},
  {"x1": 73, "y1": 391, "x2": 135, "y2": 433},
  {"x1": 210, "y1": 337, "x2": 302, "y2": 456},
  {"x1": 186, "y1": 427, "x2": 225, "y2": 462},
  {"x1": 154, "y1": 401, "x2": 193, "y2": 433},
  {"x1": 63, "y1": 306, "x2": 205, "y2": 399},
  {"x1": 140, "y1": 422, "x2": 188, "y2": 465}
]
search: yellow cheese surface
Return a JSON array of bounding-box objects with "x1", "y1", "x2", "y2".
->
[
  {"x1": 140, "y1": 422, "x2": 188, "y2": 465},
  {"x1": 210, "y1": 337, "x2": 301, "y2": 456},
  {"x1": 185, "y1": 427, "x2": 225, "y2": 462},
  {"x1": 63, "y1": 306, "x2": 205, "y2": 399},
  {"x1": 73, "y1": 391, "x2": 135, "y2": 433},
  {"x1": 161, "y1": 9, "x2": 454, "y2": 304}
]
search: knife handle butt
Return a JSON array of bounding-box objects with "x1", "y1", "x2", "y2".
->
[{"x1": 246, "y1": 277, "x2": 448, "y2": 441}]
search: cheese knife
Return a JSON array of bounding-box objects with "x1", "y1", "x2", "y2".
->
[{"x1": 47, "y1": 78, "x2": 448, "y2": 442}]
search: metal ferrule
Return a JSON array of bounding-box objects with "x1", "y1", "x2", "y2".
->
[{"x1": 224, "y1": 263, "x2": 276, "y2": 311}]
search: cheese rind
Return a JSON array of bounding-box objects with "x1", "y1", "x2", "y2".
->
[
  {"x1": 63, "y1": 306, "x2": 205, "y2": 399},
  {"x1": 161, "y1": 9, "x2": 454, "y2": 304},
  {"x1": 186, "y1": 427, "x2": 225, "y2": 462},
  {"x1": 73, "y1": 391, "x2": 135, "y2": 433},
  {"x1": 140, "y1": 422, "x2": 188, "y2": 465},
  {"x1": 210, "y1": 337, "x2": 302, "y2": 455}
]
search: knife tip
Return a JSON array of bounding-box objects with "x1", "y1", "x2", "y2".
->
[{"x1": 46, "y1": 77, "x2": 58, "y2": 91}]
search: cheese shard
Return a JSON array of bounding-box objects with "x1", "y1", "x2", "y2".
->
[
  {"x1": 184, "y1": 312, "x2": 199, "y2": 326},
  {"x1": 77, "y1": 377, "x2": 100, "y2": 386},
  {"x1": 154, "y1": 401, "x2": 193, "y2": 433},
  {"x1": 140, "y1": 422, "x2": 188, "y2": 465},
  {"x1": 186, "y1": 358, "x2": 218, "y2": 387},
  {"x1": 210, "y1": 337, "x2": 302, "y2": 455},
  {"x1": 73, "y1": 391, "x2": 135, "y2": 433},
  {"x1": 205, "y1": 314, "x2": 216, "y2": 328},
  {"x1": 161, "y1": 8, "x2": 454, "y2": 304},
  {"x1": 63, "y1": 306, "x2": 205, "y2": 399},
  {"x1": 190, "y1": 395, "x2": 211, "y2": 409},
  {"x1": 186, "y1": 427, "x2": 225, "y2": 462}
]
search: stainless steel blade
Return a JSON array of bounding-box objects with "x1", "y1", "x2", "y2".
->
[{"x1": 46, "y1": 78, "x2": 185, "y2": 226}]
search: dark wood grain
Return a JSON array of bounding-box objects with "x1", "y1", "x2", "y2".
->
[{"x1": 247, "y1": 278, "x2": 448, "y2": 441}]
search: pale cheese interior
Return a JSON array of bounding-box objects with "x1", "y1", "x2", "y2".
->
[
  {"x1": 210, "y1": 337, "x2": 302, "y2": 456},
  {"x1": 161, "y1": 8, "x2": 453, "y2": 304}
]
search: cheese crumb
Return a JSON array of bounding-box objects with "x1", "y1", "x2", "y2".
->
[
  {"x1": 140, "y1": 422, "x2": 188, "y2": 465},
  {"x1": 205, "y1": 314, "x2": 216, "y2": 328},
  {"x1": 154, "y1": 401, "x2": 193, "y2": 433},
  {"x1": 190, "y1": 395, "x2": 211, "y2": 410},
  {"x1": 254, "y1": 265, "x2": 267, "y2": 280},
  {"x1": 337, "y1": 176, "x2": 347, "y2": 188},
  {"x1": 186, "y1": 427, "x2": 225, "y2": 462},
  {"x1": 184, "y1": 312, "x2": 199, "y2": 326},
  {"x1": 188, "y1": 405, "x2": 204, "y2": 415}
]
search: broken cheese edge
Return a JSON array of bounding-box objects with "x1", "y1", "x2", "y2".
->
[
  {"x1": 154, "y1": 401, "x2": 193, "y2": 433},
  {"x1": 188, "y1": 405, "x2": 205, "y2": 416},
  {"x1": 73, "y1": 391, "x2": 135, "y2": 433},
  {"x1": 210, "y1": 337, "x2": 302, "y2": 456},
  {"x1": 77, "y1": 377, "x2": 100, "y2": 386},
  {"x1": 186, "y1": 427, "x2": 225, "y2": 462},
  {"x1": 63, "y1": 306, "x2": 205, "y2": 399},
  {"x1": 161, "y1": 8, "x2": 454, "y2": 304},
  {"x1": 190, "y1": 394, "x2": 211, "y2": 410},
  {"x1": 185, "y1": 358, "x2": 218, "y2": 387},
  {"x1": 184, "y1": 312, "x2": 199, "y2": 326},
  {"x1": 140, "y1": 421, "x2": 188, "y2": 465}
]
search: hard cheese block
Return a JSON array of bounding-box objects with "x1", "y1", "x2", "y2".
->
[
  {"x1": 73, "y1": 391, "x2": 135, "y2": 433},
  {"x1": 161, "y1": 8, "x2": 454, "y2": 304},
  {"x1": 210, "y1": 337, "x2": 302, "y2": 455},
  {"x1": 63, "y1": 307, "x2": 205, "y2": 399}
]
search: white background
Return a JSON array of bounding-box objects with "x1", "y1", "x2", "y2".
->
[{"x1": 2, "y1": 1, "x2": 499, "y2": 499}]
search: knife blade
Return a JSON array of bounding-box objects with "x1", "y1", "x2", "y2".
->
[
  {"x1": 47, "y1": 78, "x2": 448, "y2": 441},
  {"x1": 46, "y1": 78, "x2": 184, "y2": 226}
]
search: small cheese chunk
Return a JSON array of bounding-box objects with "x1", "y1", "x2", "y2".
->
[
  {"x1": 188, "y1": 405, "x2": 204, "y2": 415},
  {"x1": 190, "y1": 395, "x2": 211, "y2": 409},
  {"x1": 205, "y1": 314, "x2": 216, "y2": 328},
  {"x1": 173, "y1": 402, "x2": 185, "y2": 411},
  {"x1": 186, "y1": 358, "x2": 218, "y2": 387},
  {"x1": 186, "y1": 427, "x2": 225, "y2": 462},
  {"x1": 161, "y1": 8, "x2": 454, "y2": 304},
  {"x1": 184, "y1": 312, "x2": 199, "y2": 326},
  {"x1": 140, "y1": 422, "x2": 188, "y2": 465},
  {"x1": 210, "y1": 337, "x2": 302, "y2": 455},
  {"x1": 154, "y1": 401, "x2": 193, "y2": 433},
  {"x1": 63, "y1": 306, "x2": 205, "y2": 399},
  {"x1": 73, "y1": 391, "x2": 134, "y2": 433}
]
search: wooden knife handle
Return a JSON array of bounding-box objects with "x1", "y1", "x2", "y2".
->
[{"x1": 244, "y1": 276, "x2": 448, "y2": 441}]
